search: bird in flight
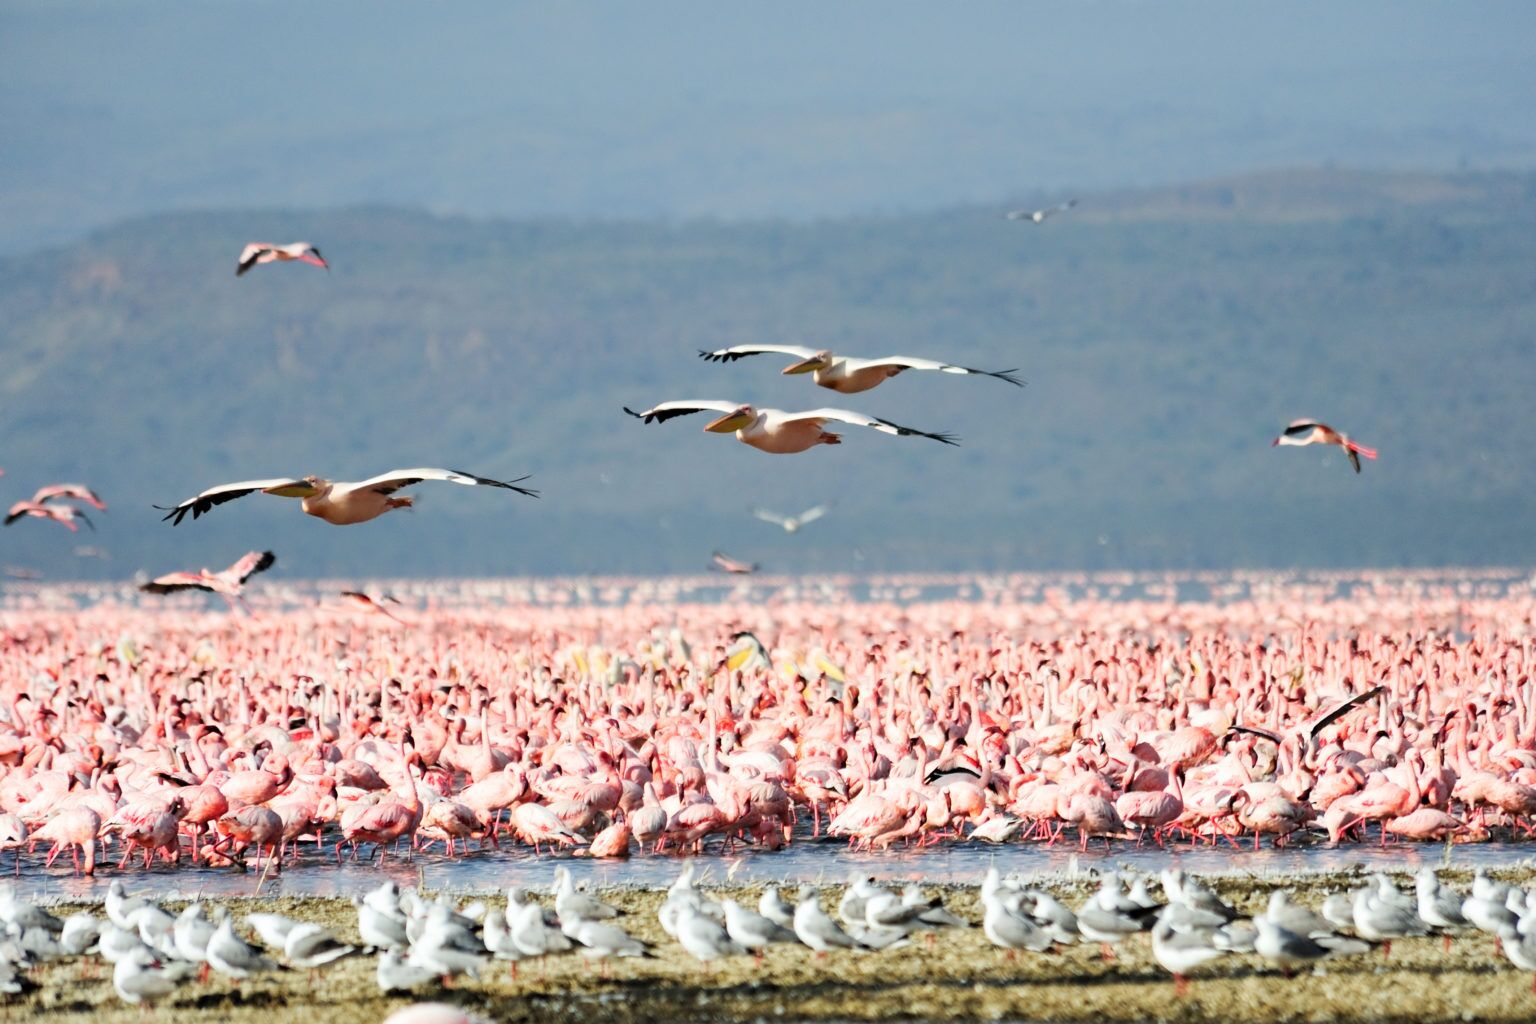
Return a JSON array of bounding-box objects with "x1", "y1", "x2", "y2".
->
[
  {"x1": 711, "y1": 551, "x2": 758, "y2": 574},
  {"x1": 236, "y1": 242, "x2": 328, "y2": 277},
  {"x1": 624, "y1": 402, "x2": 957, "y2": 453},
  {"x1": 1002, "y1": 198, "x2": 1078, "y2": 223},
  {"x1": 29, "y1": 483, "x2": 107, "y2": 510},
  {"x1": 754, "y1": 505, "x2": 831, "y2": 534},
  {"x1": 341, "y1": 590, "x2": 405, "y2": 623},
  {"x1": 1272, "y1": 420, "x2": 1378, "y2": 473},
  {"x1": 699, "y1": 346, "x2": 1023, "y2": 395},
  {"x1": 157, "y1": 467, "x2": 537, "y2": 526},
  {"x1": 4, "y1": 501, "x2": 93, "y2": 532},
  {"x1": 140, "y1": 550, "x2": 276, "y2": 612}
]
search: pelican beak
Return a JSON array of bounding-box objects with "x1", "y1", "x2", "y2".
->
[
  {"x1": 781, "y1": 355, "x2": 827, "y2": 375},
  {"x1": 705, "y1": 411, "x2": 752, "y2": 433}
]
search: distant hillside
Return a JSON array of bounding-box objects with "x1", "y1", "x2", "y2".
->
[{"x1": 1, "y1": 168, "x2": 1534, "y2": 580}]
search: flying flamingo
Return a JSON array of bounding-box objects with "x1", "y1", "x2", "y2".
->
[
  {"x1": 4, "y1": 501, "x2": 93, "y2": 532},
  {"x1": 1272, "y1": 419, "x2": 1378, "y2": 473},
  {"x1": 157, "y1": 467, "x2": 537, "y2": 525},
  {"x1": 139, "y1": 550, "x2": 277, "y2": 610},
  {"x1": 29, "y1": 484, "x2": 107, "y2": 509},
  {"x1": 710, "y1": 552, "x2": 758, "y2": 575},
  {"x1": 236, "y1": 242, "x2": 328, "y2": 276}
]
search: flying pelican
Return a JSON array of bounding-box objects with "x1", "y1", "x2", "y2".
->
[
  {"x1": 30, "y1": 483, "x2": 107, "y2": 510},
  {"x1": 624, "y1": 402, "x2": 957, "y2": 453},
  {"x1": 236, "y1": 242, "x2": 328, "y2": 277},
  {"x1": 1272, "y1": 420, "x2": 1378, "y2": 473},
  {"x1": 4, "y1": 501, "x2": 93, "y2": 532},
  {"x1": 140, "y1": 551, "x2": 276, "y2": 608},
  {"x1": 754, "y1": 504, "x2": 831, "y2": 533},
  {"x1": 710, "y1": 552, "x2": 758, "y2": 575},
  {"x1": 699, "y1": 346, "x2": 1023, "y2": 394},
  {"x1": 157, "y1": 468, "x2": 537, "y2": 526},
  {"x1": 1002, "y1": 198, "x2": 1078, "y2": 223}
]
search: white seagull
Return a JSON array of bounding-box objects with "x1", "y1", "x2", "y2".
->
[
  {"x1": 1002, "y1": 198, "x2": 1077, "y2": 223},
  {"x1": 237, "y1": 241, "x2": 328, "y2": 276},
  {"x1": 753, "y1": 504, "x2": 831, "y2": 533},
  {"x1": 700, "y1": 345, "x2": 1024, "y2": 394},
  {"x1": 625, "y1": 402, "x2": 957, "y2": 453},
  {"x1": 158, "y1": 467, "x2": 536, "y2": 526}
]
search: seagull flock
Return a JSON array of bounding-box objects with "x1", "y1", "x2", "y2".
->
[{"x1": 4, "y1": 862, "x2": 1536, "y2": 1009}]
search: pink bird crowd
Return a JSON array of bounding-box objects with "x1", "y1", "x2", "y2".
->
[{"x1": 0, "y1": 580, "x2": 1534, "y2": 877}]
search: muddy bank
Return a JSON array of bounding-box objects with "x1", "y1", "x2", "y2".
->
[{"x1": 17, "y1": 868, "x2": 1536, "y2": 1023}]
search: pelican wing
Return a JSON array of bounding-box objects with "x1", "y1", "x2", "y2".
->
[
  {"x1": 623, "y1": 400, "x2": 742, "y2": 424},
  {"x1": 849, "y1": 355, "x2": 1025, "y2": 387},
  {"x1": 140, "y1": 572, "x2": 214, "y2": 595},
  {"x1": 698, "y1": 344, "x2": 818, "y2": 365},
  {"x1": 780, "y1": 408, "x2": 960, "y2": 446},
  {"x1": 156, "y1": 478, "x2": 311, "y2": 525},
  {"x1": 222, "y1": 550, "x2": 277, "y2": 585},
  {"x1": 236, "y1": 244, "x2": 272, "y2": 276},
  {"x1": 340, "y1": 467, "x2": 538, "y2": 498}
]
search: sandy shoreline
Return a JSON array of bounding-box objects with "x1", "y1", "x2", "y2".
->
[{"x1": 13, "y1": 867, "x2": 1536, "y2": 1023}]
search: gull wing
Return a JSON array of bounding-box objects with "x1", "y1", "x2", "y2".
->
[
  {"x1": 338, "y1": 468, "x2": 537, "y2": 498},
  {"x1": 156, "y1": 478, "x2": 311, "y2": 526},
  {"x1": 753, "y1": 508, "x2": 790, "y2": 527},
  {"x1": 780, "y1": 408, "x2": 960, "y2": 446},
  {"x1": 623, "y1": 400, "x2": 742, "y2": 424},
  {"x1": 698, "y1": 345, "x2": 818, "y2": 364},
  {"x1": 849, "y1": 355, "x2": 1025, "y2": 387},
  {"x1": 795, "y1": 504, "x2": 831, "y2": 525}
]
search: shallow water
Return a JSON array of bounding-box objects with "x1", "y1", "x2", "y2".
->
[{"x1": 18, "y1": 831, "x2": 1536, "y2": 904}]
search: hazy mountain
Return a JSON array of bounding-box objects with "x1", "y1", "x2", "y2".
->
[
  {"x1": 1, "y1": 168, "x2": 1533, "y2": 579},
  {"x1": 4, "y1": 1, "x2": 1536, "y2": 253}
]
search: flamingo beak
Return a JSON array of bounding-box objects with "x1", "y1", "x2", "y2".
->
[
  {"x1": 1270, "y1": 437, "x2": 1281, "y2": 446},
  {"x1": 705, "y1": 411, "x2": 751, "y2": 433},
  {"x1": 302, "y1": 252, "x2": 329, "y2": 271},
  {"x1": 781, "y1": 356, "x2": 826, "y2": 375}
]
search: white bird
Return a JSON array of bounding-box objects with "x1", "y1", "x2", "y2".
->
[
  {"x1": 562, "y1": 915, "x2": 652, "y2": 959},
  {"x1": 96, "y1": 923, "x2": 147, "y2": 964},
  {"x1": 1002, "y1": 198, "x2": 1077, "y2": 223},
  {"x1": 753, "y1": 504, "x2": 831, "y2": 534},
  {"x1": 674, "y1": 902, "x2": 747, "y2": 962},
  {"x1": 983, "y1": 890, "x2": 1052, "y2": 954},
  {"x1": 1351, "y1": 879, "x2": 1426, "y2": 953},
  {"x1": 625, "y1": 401, "x2": 958, "y2": 453},
  {"x1": 722, "y1": 899, "x2": 798, "y2": 953},
  {"x1": 554, "y1": 866, "x2": 621, "y2": 921},
  {"x1": 245, "y1": 912, "x2": 302, "y2": 951},
  {"x1": 508, "y1": 893, "x2": 573, "y2": 958},
  {"x1": 283, "y1": 922, "x2": 357, "y2": 969},
  {"x1": 482, "y1": 910, "x2": 526, "y2": 963},
  {"x1": 158, "y1": 468, "x2": 537, "y2": 526},
  {"x1": 377, "y1": 949, "x2": 439, "y2": 993},
  {"x1": 172, "y1": 903, "x2": 216, "y2": 965},
  {"x1": 59, "y1": 913, "x2": 101, "y2": 956},
  {"x1": 237, "y1": 241, "x2": 328, "y2": 277},
  {"x1": 205, "y1": 913, "x2": 278, "y2": 978},
  {"x1": 793, "y1": 888, "x2": 866, "y2": 953},
  {"x1": 113, "y1": 946, "x2": 195, "y2": 1006},
  {"x1": 355, "y1": 895, "x2": 410, "y2": 950},
  {"x1": 1415, "y1": 869, "x2": 1468, "y2": 935},
  {"x1": 901, "y1": 885, "x2": 967, "y2": 929},
  {"x1": 700, "y1": 346, "x2": 1024, "y2": 395},
  {"x1": 758, "y1": 887, "x2": 796, "y2": 929},
  {"x1": 1253, "y1": 917, "x2": 1369, "y2": 972},
  {"x1": 1150, "y1": 917, "x2": 1225, "y2": 993},
  {"x1": 105, "y1": 881, "x2": 150, "y2": 931}
]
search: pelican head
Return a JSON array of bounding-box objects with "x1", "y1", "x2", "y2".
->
[
  {"x1": 705, "y1": 405, "x2": 756, "y2": 433},
  {"x1": 781, "y1": 350, "x2": 833, "y2": 375}
]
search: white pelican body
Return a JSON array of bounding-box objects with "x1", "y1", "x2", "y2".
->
[
  {"x1": 625, "y1": 401, "x2": 957, "y2": 453},
  {"x1": 700, "y1": 345, "x2": 1023, "y2": 395},
  {"x1": 159, "y1": 468, "x2": 536, "y2": 526}
]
